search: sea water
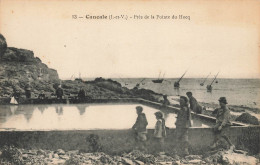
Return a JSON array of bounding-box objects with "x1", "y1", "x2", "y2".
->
[
  {"x1": 112, "y1": 78, "x2": 260, "y2": 109},
  {"x1": 0, "y1": 104, "x2": 211, "y2": 130}
]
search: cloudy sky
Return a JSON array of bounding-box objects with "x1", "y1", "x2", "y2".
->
[{"x1": 1, "y1": 0, "x2": 259, "y2": 79}]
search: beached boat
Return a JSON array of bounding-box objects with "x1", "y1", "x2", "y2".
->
[{"x1": 174, "y1": 70, "x2": 187, "y2": 88}]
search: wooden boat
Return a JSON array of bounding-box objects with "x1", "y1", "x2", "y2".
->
[
  {"x1": 207, "y1": 72, "x2": 219, "y2": 92},
  {"x1": 174, "y1": 70, "x2": 187, "y2": 88},
  {"x1": 200, "y1": 72, "x2": 211, "y2": 86},
  {"x1": 152, "y1": 72, "x2": 165, "y2": 83},
  {"x1": 134, "y1": 78, "x2": 145, "y2": 89}
]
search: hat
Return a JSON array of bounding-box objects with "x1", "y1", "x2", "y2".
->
[
  {"x1": 154, "y1": 111, "x2": 163, "y2": 118},
  {"x1": 180, "y1": 96, "x2": 189, "y2": 104},
  {"x1": 218, "y1": 97, "x2": 228, "y2": 104},
  {"x1": 186, "y1": 92, "x2": 192, "y2": 96},
  {"x1": 136, "y1": 106, "x2": 143, "y2": 112}
]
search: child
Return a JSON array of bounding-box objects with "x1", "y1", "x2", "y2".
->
[{"x1": 154, "y1": 111, "x2": 166, "y2": 154}]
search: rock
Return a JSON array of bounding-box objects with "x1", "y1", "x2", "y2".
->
[
  {"x1": 27, "y1": 150, "x2": 37, "y2": 155},
  {"x1": 56, "y1": 149, "x2": 65, "y2": 155},
  {"x1": 59, "y1": 155, "x2": 70, "y2": 160},
  {"x1": 84, "y1": 160, "x2": 92, "y2": 164},
  {"x1": 222, "y1": 152, "x2": 257, "y2": 165},
  {"x1": 53, "y1": 153, "x2": 59, "y2": 159},
  {"x1": 133, "y1": 160, "x2": 145, "y2": 165},
  {"x1": 158, "y1": 162, "x2": 172, "y2": 165},
  {"x1": 51, "y1": 158, "x2": 66, "y2": 164},
  {"x1": 185, "y1": 155, "x2": 202, "y2": 160},
  {"x1": 22, "y1": 154, "x2": 28, "y2": 159},
  {"x1": 172, "y1": 160, "x2": 181, "y2": 165},
  {"x1": 187, "y1": 159, "x2": 202, "y2": 164},
  {"x1": 121, "y1": 157, "x2": 134, "y2": 165},
  {"x1": 0, "y1": 34, "x2": 7, "y2": 55},
  {"x1": 0, "y1": 38, "x2": 60, "y2": 98},
  {"x1": 37, "y1": 149, "x2": 45, "y2": 155},
  {"x1": 235, "y1": 112, "x2": 259, "y2": 125},
  {"x1": 99, "y1": 155, "x2": 113, "y2": 164},
  {"x1": 67, "y1": 150, "x2": 79, "y2": 156},
  {"x1": 233, "y1": 149, "x2": 247, "y2": 155},
  {"x1": 48, "y1": 153, "x2": 52, "y2": 159}
]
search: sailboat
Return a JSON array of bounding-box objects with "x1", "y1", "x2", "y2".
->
[
  {"x1": 200, "y1": 72, "x2": 211, "y2": 86},
  {"x1": 207, "y1": 72, "x2": 219, "y2": 92},
  {"x1": 134, "y1": 78, "x2": 145, "y2": 89},
  {"x1": 174, "y1": 70, "x2": 187, "y2": 88},
  {"x1": 10, "y1": 96, "x2": 18, "y2": 105},
  {"x1": 152, "y1": 72, "x2": 165, "y2": 83}
]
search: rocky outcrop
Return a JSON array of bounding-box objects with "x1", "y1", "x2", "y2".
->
[
  {"x1": 0, "y1": 34, "x2": 162, "y2": 103},
  {"x1": 0, "y1": 34, "x2": 7, "y2": 56},
  {"x1": 0, "y1": 34, "x2": 60, "y2": 97}
]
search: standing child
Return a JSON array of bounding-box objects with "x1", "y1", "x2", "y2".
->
[{"x1": 154, "y1": 111, "x2": 166, "y2": 155}]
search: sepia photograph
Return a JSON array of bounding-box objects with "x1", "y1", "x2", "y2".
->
[{"x1": 0, "y1": 0, "x2": 259, "y2": 164}]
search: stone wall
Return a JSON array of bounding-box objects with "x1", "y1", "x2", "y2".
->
[{"x1": 0, "y1": 126, "x2": 259, "y2": 155}]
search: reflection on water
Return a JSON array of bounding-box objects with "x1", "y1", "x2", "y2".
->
[{"x1": 0, "y1": 104, "x2": 212, "y2": 130}]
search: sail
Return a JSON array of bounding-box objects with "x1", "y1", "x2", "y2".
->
[{"x1": 10, "y1": 97, "x2": 18, "y2": 105}]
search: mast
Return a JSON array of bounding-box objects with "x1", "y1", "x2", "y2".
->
[
  {"x1": 174, "y1": 70, "x2": 188, "y2": 88},
  {"x1": 202, "y1": 72, "x2": 211, "y2": 84},
  {"x1": 200, "y1": 72, "x2": 211, "y2": 86},
  {"x1": 158, "y1": 71, "x2": 161, "y2": 79},
  {"x1": 177, "y1": 70, "x2": 187, "y2": 83},
  {"x1": 162, "y1": 73, "x2": 165, "y2": 80},
  {"x1": 210, "y1": 72, "x2": 219, "y2": 85}
]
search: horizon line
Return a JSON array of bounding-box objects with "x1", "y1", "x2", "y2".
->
[{"x1": 60, "y1": 77, "x2": 260, "y2": 80}]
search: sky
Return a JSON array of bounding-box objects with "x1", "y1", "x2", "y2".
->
[{"x1": 0, "y1": 0, "x2": 259, "y2": 79}]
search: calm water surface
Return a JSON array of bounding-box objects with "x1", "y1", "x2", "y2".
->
[{"x1": 0, "y1": 104, "x2": 211, "y2": 130}]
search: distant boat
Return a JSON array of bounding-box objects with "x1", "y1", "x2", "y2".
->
[
  {"x1": 207, "y1": 72, "x2": 219, "y2": 92},
  {"x1": 206, "y1": 85, "x2": 212, "y2": 92},
  {"x1": 174, "y1": 70, "x2": 187, "y2": 88},
  {"x1": 200, "y1": 72, "x2": 211, "y2": 86},
  {"x1": 10, "y1": 96, "x2": 18, "y2": 105},
  {"x1": 152, "y1": 72, "x2": 165, "y2": 83}
]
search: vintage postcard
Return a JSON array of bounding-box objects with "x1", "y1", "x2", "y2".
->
[{"x1": 0, "y1": 0, "x2": 259, "y2": 164}]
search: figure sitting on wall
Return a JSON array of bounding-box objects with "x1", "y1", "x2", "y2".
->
[
  {"x1": 162, "y1": 95, "x2": 170, "y2": 106},
  {"x1": 186, "y1": 92, "x2": 202, "y2": 114},
  {"x1": 56, "y1": 85, "x2": 63, "y2": 99},
  {"x1": 210, "y1": 97, "x2": 235, "y2": 151}
]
